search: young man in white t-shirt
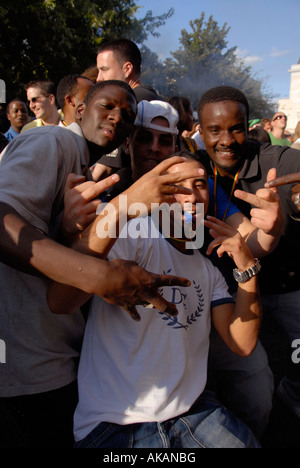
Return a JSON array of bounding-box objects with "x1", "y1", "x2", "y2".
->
[{"x1": 49, "y1": 152, "x2": 262, "y2": 448}]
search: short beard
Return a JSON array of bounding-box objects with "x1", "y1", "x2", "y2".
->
[{"x1": 217, "y1": 158, "x2": 244, "y2": 176}]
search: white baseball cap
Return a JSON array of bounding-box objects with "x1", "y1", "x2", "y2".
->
[{"x1": 134, "y1": 100, "x2": 179, "y2": 135}]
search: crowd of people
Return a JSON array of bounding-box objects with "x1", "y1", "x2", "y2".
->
[{"x1": 0, "y1": 38, "x2": 300, "y2": 449}]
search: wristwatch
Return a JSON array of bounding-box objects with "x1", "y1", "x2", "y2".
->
[{"x1": 233, "y1": 259, "x2": 261, "y2": 283}]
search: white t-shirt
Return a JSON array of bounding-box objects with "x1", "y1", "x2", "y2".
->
[{"x1": 74, "y1": 217, "x2": 233, "y2": 442}]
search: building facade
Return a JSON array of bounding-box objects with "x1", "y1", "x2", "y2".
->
[{"x1": 278, "y1": 60, "x2": 300, "y2": 134}]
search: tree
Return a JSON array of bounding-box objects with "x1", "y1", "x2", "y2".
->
[
  {"x1": 0, "y1": 0, "x2": 173, "y2": 99},
  {"x1": 142, "y1": 13, "x2": 276, "y2": 117}
]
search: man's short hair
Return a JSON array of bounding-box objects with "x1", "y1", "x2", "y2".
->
[
  {"x1": 25, "y1": 80, "x2": 56, "y2": 98},
  {"x1": 6, "y1": 98, "x2": 27, "y2": 114},
  {"x1": 56, "y1": 74, "x2": 91, "y2": 109},
  {"x1": 83, "y1": 80, "x2": 137, "y2": 107},
  {"x1": 97, "y1": 39, "x2": 141, "y2": 77},
  {"x1": 197, "y1": 86, "x2": 250, "y2": 123}
]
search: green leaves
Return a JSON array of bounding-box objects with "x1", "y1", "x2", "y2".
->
[{"x1": 0, "y1": 0, "x2": 172, "y2": 99}]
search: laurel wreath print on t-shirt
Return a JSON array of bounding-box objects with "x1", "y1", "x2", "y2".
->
[{"x1": 158, "y1": 270, "x2": 204, "y2": 330}]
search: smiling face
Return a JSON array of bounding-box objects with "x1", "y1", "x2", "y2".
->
[
  {"x1": 26, "y1": 86, "x2": 55, "y2": 120},
  {"x1": 199, "y1": 100, "x2": 248, "y2": 176},
  {"x1": 77, "y1": 84, "x2": 137, "y2": 158}
]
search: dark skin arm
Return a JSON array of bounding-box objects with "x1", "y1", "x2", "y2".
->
[{"x1": 265, "y1": 172, "x2": 300, "y2": 212}]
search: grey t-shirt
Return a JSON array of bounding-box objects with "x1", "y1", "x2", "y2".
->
[{"x1": 0, "y1": 123, "x2": 89, "y2": 396}]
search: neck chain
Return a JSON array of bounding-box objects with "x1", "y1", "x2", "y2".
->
[{"x1": 213, "y1": 165, "x2": 241, "y2": 221}]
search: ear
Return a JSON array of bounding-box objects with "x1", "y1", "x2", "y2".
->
[
  {"x1": 198, "y1": 124, "x2": 204, "y2": 140},
  {"x1": 75, "y1": 102, "x2": 86, "y2": 121},
  {"x1": 123, "y1": 136, "x2": 131, "y2": 155},
  {"x1": 48, "y1": 94, "x2": 56, "y2": 105},
  {"x1": 123, "y1": 61, "x2": 133, "y2": 80},
  {"x1": 65, "y1": 94, "x2": 76, "y2": 107}
]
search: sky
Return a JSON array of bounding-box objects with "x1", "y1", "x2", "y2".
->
[{"x1": 135, "y1": 0, "x2": 300, "y2": 103}]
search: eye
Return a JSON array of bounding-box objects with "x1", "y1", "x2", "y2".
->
[
  {"x1": 208, "y1": 127, "x2": 220, "y2": 135},
  {"x1": 158, "y1": 136, "x2": 173, "y2": 147},
  {"x1": 195, "y1": 179, "x2": 207, "y2": 188}
]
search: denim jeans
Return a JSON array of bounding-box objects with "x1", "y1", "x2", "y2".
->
[
  {"x1": 262, "y1": 290, "x2": 300, "y2": 418},
  {"x1": 207, "y1": 327, "x2": 274, "y2": 439},
  {"x1": 75, "y1": 391, "x2": 260, "y2": 448}
]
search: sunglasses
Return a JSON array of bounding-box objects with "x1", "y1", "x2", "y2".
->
[{"x1": 273, "y1": 115, "x2": 287, "y2": 121}]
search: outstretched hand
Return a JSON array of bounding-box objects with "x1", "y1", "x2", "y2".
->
[
  {"x1": 204, "y1": 216, "x2": 256, "y2": 272},
  {"x1": 234, "y1": 168, "x2": 283, "y2": 236},
  {"x1": 47, "y1": 258, "x2": 191, "y2": 322},
  {"x1": 123, "y1": 155, "x2": 205, "y2": 217},
  {"x1": 100, "y1": 259, "x2": 191, "y2": 321},
  {"x1": 61, "y1": 172, "x2": 120, "y2": 240}
]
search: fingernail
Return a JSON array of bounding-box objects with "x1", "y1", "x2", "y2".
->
[{"x1": 112, "y1": 174, "x2": 119, "y2": 181}]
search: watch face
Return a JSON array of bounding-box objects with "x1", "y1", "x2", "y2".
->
[
  {"x1": 233, "y1": 269, "x2": 250, "y2": 283},
  {"x1": 233, "y1": 260, "x2": 261, "y2": 283}
]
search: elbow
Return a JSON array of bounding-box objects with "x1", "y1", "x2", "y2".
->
[{"x1": 234, "y1": 340, "x2": 258, "y2": 357}]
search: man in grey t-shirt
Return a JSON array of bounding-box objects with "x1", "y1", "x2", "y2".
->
[{"x1": 0, "y1": 80, "x2": 192, "y2": 448}]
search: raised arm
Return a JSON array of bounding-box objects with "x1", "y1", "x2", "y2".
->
[
  {"x1": 47, "y1": 156, "x2": 205, "y2": 316},
  {"x1": 205, "y1": 216, "x2": 262, "y2": 357},
  {"x1": 230, "y1": 169, "x2": 283, "y2": 257}
]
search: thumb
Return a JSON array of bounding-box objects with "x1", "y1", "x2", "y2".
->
[{"x1": 64, "y1": 173, "x2": 85, "y2": 193}]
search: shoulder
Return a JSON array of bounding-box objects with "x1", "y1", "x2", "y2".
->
[
  {"x1": 134, "y1": 85, "x2": 163, "y2": 103},
  {"x1": 20, "y1": 119, "x2": 43, "y2": 133}
]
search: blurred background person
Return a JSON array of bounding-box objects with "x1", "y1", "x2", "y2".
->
[
  {"x1": 269, "y1": 112, "x2": 291, "y2": 146},
  {"x1": 4, "y1": 99, "x2": 29, "y2": 141},
  {"x1": 56, "y1": 74, "x2": 94, "y2": 126},
  {"x1": 21, "y1": 80, "x2": 61, "y2": 132}
]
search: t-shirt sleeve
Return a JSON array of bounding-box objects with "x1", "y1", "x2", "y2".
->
[
  {"x1": 210, "y1": 262, "x2": 235, "y2": 308},
  {"x1": 208, "y1": 177, "x2": 239, "y2": 220},
  {"x1": 0, "y1": 130, "x2": 66, "y2": 234}
]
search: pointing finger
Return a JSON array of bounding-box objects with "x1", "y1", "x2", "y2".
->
[
  {"x1": 152, "y1": 156, "x2": 189, "y2": 175},
  {"x1": 264, "y1": 172, "x2": 300, "y2": 188},
  {"x1": 80, "y1": 174, "x2": 120, "y2": 201},
  {"x1": 153, "y1": 274, "x2": 191, "y2": 289},
  {"x1": 234, "y1": 190, "x2": 263, "y2": 208}
]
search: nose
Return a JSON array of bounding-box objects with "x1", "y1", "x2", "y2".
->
[
  {"x1": 108, "y1": 108, "x2": 122, "y2": 124},
  {"x1": 183, "y1": 190, "x2": 198, "y2": 205},
  {"x1": 178, "y1": 183, "x2": 198, "y2": 206},
  {"x1": 28, "y1": 100, "x2": 35, "y2": 111},
  {"x1": 219, "y1": 130, "x2": 235, "y2": 146},
  {"x1": 150, "y1": 134, "x2": 161, "y2": 152},
  {"x1": 96, "y1": 71, "x2": 104, "y2": 82}
]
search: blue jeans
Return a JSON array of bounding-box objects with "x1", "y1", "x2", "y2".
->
[
  {"x1": 75, "y1": 391, "x2": 260, "y2": 448},
  {"x1": 208, "y1": 327, "x2": 274, "y2": 439},
  {"x1": 262, "y1": 290, "x2": 300, "y2": 418}
]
